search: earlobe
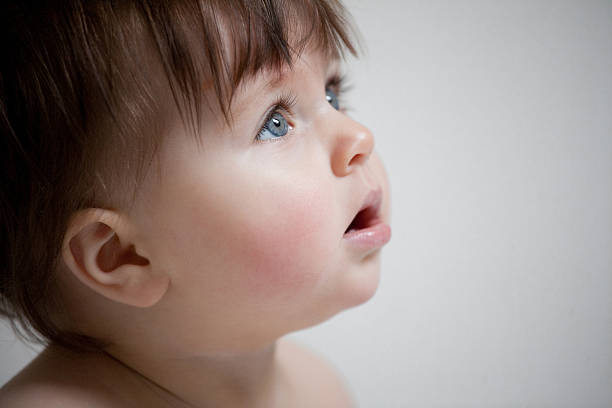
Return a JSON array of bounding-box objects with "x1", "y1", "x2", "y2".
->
[{"x1": 62, "y1": 209, "x2": 169, "y2": 308}]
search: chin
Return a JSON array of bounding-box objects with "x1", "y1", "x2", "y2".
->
[
  {"x1": 345, "y1": 258, "x2": 382, "y2": 308},
  {"x1": 327, "y1": 253, "x2": 383, "y2": 317},
  {"x1": 272, "y1": 254, "x2": 383, "y2": 339}
]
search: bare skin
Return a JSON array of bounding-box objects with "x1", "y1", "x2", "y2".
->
[
  {"x1": 0, "y1": 338, "x2": 353, "y2": 408},
  {"x1": 0, "y1": 39, "x2": 389, "y2": 408}
]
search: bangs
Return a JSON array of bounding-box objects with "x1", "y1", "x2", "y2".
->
[{"x1": 139, "y1": 0, "x2": 358, "y2": 129}]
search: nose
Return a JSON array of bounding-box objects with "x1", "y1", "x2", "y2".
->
[{"x1": 329, "y1": 114, "x2": 375, "y2": 177}]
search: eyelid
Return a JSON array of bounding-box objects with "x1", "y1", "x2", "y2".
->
[
  {"x1": 326, "y1": 73, "x2": 349, "y2": 94},
  {"x1": 326, "y1": 73, "x2": 352, "y2": 112},
  {"x1": 254, "y1": 92, "x2": 297, "y2": 144}
]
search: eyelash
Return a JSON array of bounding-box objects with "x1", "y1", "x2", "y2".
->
[
  {"x1": 255, "y1": 93, "x2": 297, "y2": 144},
  {"x1": 327, "y1": 74, "x2": 351, "y2": 111},
  {"x1": 254, "y1": 74, "x2": 351, "y2": 144}
]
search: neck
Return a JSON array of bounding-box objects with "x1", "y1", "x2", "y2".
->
[{"x1": 103, "y1": 341, "x2": 291, "y2": 408}]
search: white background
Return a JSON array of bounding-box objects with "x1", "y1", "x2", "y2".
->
[{"x1": 2, "y1": 1, "x2": 611, "y2": 406}]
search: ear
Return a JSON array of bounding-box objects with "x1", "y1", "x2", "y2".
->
[{"x1": 61, "y1": 209, "x2": 169, "y2": 307}]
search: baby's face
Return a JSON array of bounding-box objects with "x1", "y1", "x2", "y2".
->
[{"x1": 130, "y1": 47, "x2": 391, "y2": 353}]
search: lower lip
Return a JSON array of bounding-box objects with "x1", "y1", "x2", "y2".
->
[{"x1": 343, "y1": 219, "x2": 392, "y2": 249}]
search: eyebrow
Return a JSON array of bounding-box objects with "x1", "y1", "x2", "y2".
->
[
  {"x1": 262, "y1": 66, "x2": 292, "y2": 92},
  {"x1": 262, "y1": 54, "x2": 342, "y2": 93}
]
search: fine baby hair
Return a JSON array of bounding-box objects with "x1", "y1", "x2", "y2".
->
[{"x1": 1, "y1": 0, "x2": 391, "y2": 406}]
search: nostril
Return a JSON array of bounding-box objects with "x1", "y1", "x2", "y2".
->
[
  {"x1": 348, "y1": 153, "x2": 366, "y2": 168},
  {"x1": 331, "y1": 125, "x2": 374, "y2": 177}
]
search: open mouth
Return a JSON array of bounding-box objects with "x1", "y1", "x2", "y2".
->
[
  {"x1": 342, "y1": 187, "x2": 391, "y2": 249},
  {"x1": 344, "y1": 188, "x2": 383, "y2": 235},
  {"x1": 344, "y1": 205, "x2": 379, "y2": 234}
]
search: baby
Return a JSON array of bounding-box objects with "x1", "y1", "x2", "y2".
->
[{"x1": 0, "y1": 0, "x2": 391, "y2": 407}]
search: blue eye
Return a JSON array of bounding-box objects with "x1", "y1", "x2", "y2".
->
[
  {"x1": 257, "y1": 112, "x2": 290, "y2": 141},
  {"x1": 326, "y1": 88, "x2": 340, "y2": 110}
]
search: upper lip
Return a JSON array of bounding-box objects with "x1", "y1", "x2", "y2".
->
[{"x1": 344, "y1": 188, "x2": 383, "y2": 234}]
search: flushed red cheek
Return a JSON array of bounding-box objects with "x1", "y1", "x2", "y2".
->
[{"x1": 235, "y1": 200, "x2": 331, "y2": 299}]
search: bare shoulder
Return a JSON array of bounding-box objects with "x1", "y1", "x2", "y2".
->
[
  {"x1": 0, "y1": 346, "x2": 133, "y2": 408},
  {"x1": 278, "y1": 337, "x2": 355, "y2": 408},
  {"x1": 0, "y1": 378, "x2": 105, "y2": 408}
]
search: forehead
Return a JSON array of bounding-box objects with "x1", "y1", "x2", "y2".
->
[{"x1": 260, "y1": 52, "x2": 341, "y2": 88}]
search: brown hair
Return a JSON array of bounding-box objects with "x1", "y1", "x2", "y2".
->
[{"x1": 0, "y1": 0, "x2": 357, "y2": 351}]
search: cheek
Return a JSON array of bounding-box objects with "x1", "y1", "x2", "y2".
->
[{"x1": 233, "y1": 183, "x2": 337, "y2": 298}]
